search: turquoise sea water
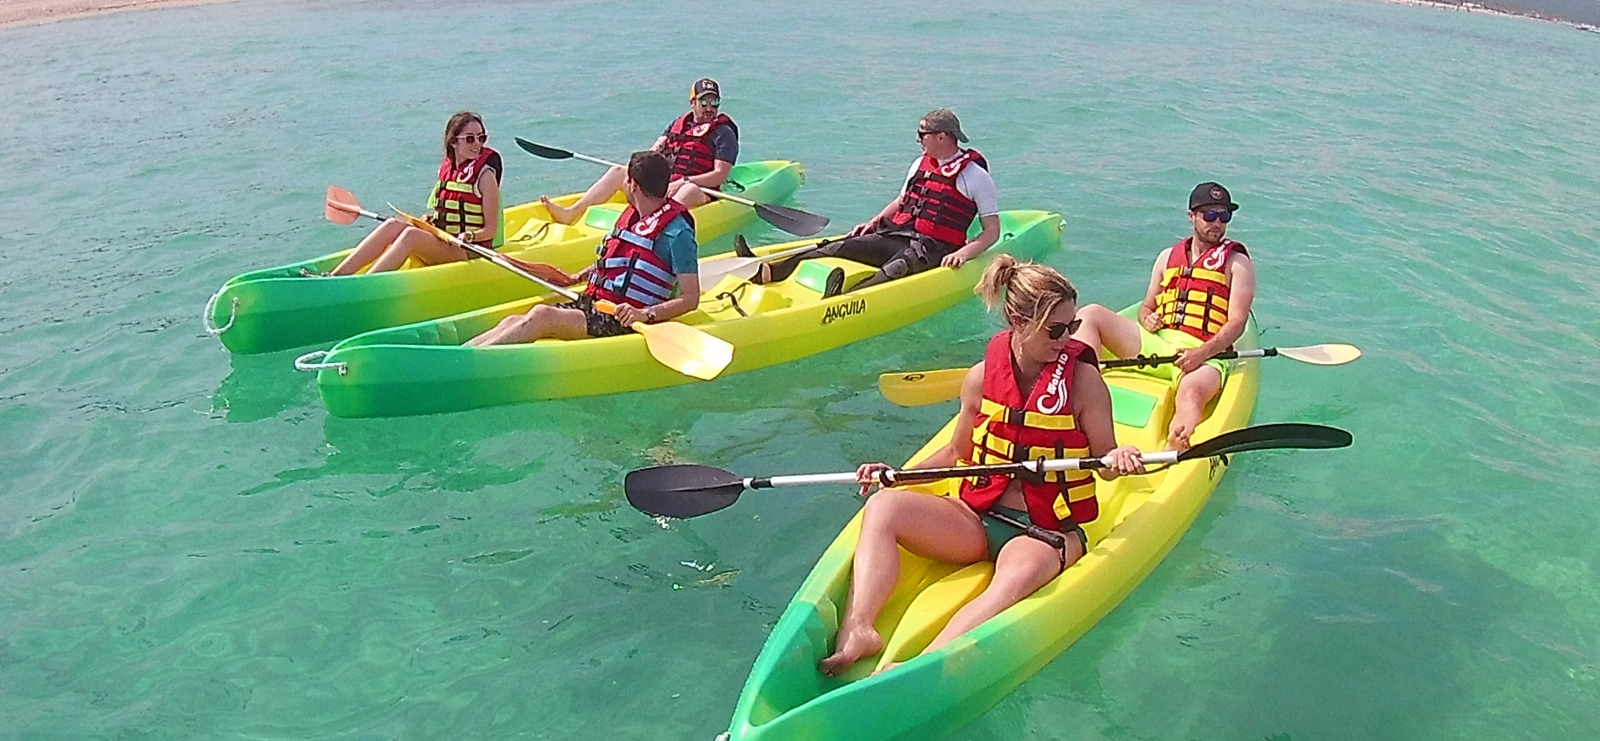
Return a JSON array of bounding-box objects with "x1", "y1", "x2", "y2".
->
[{"x1": 3, "y1": 0, "x2": 1600, "y2": 738}]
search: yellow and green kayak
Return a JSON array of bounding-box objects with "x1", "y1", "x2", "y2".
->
[
  {"x1": 295, "y1": 210, "x2": 1063, "y2": 417},
  {"x1": 719, "y1": 308, "x2": 1260, "y2": 741},
  {"x1": 204, "y1": 160, "x2": 805, "y2": 354}
]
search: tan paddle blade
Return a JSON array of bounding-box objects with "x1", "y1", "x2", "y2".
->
[
  {"x1": 391, "y1": 207, "x2": 438, "y2": 236},
  {"x1": 878, "y1": 368, "x2": 968, "y2": 407},
  {"x1": 632, "y1": 320, "x2": 734, "y2": 380},
  {"x1": 325, "y1": 186, "x2": 363, "y2": 225},
  {"x1": 1277, "y1": 343, "x2": 1362, "y2": 365}
]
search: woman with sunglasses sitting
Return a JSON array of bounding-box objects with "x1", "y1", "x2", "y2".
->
[
  {"x1": 1070, "y1": 181, "x2": 1256, "y2": 451},
  {"x1": 818, "y1": 255, "x2": 1145, "y2": 677},
  {"x1": 330, "y1": 111, "x2": 502, "y2": 276},
  {"x1": 542, "y1": 78, "x2": 737, "y2": 225}
]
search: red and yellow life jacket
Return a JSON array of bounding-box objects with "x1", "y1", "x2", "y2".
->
[
  {"x1": 427, "y1": 147, "x2": 502, "y2": 247},
  {"x1": 585, "y1": 200, "x2": 694, "y2": 309},
  {"x1": 959, "y1": 330, "x2": 1100, "y2": 530},
  {"x1": 1154, "y1": 237, "x2": 1248, "y2": 341},
  {"x1": 663, "y1": 112, "x2": 738, "y2": 179},
  {"x1": 885, "y1": 149, "x2": 987, "y2": 247}
]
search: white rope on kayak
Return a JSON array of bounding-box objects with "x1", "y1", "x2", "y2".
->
[
  {"x1": 203, "y1": 292, "x2": 238, "y2": 335},
  {"x1": 294, "y1": 350, "x2": 347, "y2": 376}
]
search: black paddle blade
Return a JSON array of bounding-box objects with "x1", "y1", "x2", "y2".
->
[
  {"x1": 624, "y1": 464, "x2": 747, "y2": 519},
  {"x1": 755, "y1": 203, "x2": 830, "y2": 236},
  {"x1": 515, "y1": 137, "x2": 573, "y2": 160},
  {"x1": 1180, "y1": 423, "x2": 1352, "y2": 461}
]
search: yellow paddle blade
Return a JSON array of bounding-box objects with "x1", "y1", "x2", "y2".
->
[
  {"x1": 633, "y1": 321, "x2": 734, "y2": 381},
  {"x1": 878, "y1": 368, "x2": 967, "y2": 407},
  {"x1": 1278, "y1": 343, "x2": 1362, "y2": 365},
  {"x1": 325, "y1": 186, "x2": 362, "y2": 225}
]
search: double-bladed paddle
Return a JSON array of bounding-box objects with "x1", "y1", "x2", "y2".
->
[
  {"x1": 877, "y1": 343, "x2": 1363, "y2": 408},
  {"x1": 624, "y1": 423, "x2": 1353, "y2": 519},
  {"x1": 695, "y1": 238, "x2": 824, "y2": 286},
  {"x1": 322, "y1": 186, "x2": 734, "y2": 381},
  {"x1": 514, "y1": 137, "x2": 830, "y2": 237}
]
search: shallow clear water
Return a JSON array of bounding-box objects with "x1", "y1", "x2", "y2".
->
[{"x1": 2, "y1": 0, "x2": 1599, "y2": 738}]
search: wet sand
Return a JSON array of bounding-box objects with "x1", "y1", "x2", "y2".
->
[{"x1": 0, "y1": 0, "x2": 241, "y2": 29}]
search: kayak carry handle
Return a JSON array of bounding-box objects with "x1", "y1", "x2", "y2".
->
[
  {"x1": 294, "y1": 350, "x2": 347, "y2": 376},
  {"x1": 203, "y1": 293, "x2": 238, "y2": 335}
]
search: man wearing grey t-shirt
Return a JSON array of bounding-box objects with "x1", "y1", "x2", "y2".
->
[{"x1": 751, "y1": 108, "x2": 1000, "y2": 296}]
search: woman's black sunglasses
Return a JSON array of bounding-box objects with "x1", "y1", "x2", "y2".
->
[{"x1": 1046, "y1": 318, "x2": 1083, "y2": 340}]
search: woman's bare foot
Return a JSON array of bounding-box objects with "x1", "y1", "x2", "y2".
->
[
  {"x1": 540, "y1": 195, "x2": 582, "y2": 225},
  {"x1": 818, "y1": 624, "x2": 884, "y2": 676}
]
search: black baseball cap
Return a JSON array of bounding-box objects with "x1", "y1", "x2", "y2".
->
[
  {"x1": 691, "y1": 78, "x2": 721, "y2": 100},
  {"x1": 1189, "y1": 182, "x2": 1239, "y2": 212}
]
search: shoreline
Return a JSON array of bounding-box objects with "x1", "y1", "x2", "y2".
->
[
  {"x1": 6, "y1": 0, "x2": 1597, "y2": 33},
  {"x1": 1375, "y1": 0, "x2": 1600, "y2": 32},
  {"x1": 0, "y1": 0, "x2": 240, "y2": 30}
]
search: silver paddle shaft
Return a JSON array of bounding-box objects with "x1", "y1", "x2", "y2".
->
[{"x1": 747, "y1": 451, "x2": 1182, "y2": 489}]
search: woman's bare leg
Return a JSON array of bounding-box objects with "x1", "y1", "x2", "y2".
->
[
  {"x1": 364, "y1": 228, "x2": 467, "y2": 273},
  {"x1": 819, "y1": 491, "x2": 987, "y2": 676},
  {"x1": 914, "y1": 531, "x2": 1081, "y2": 662},
  {"x1": 330, "y1": 218, "x2": 406, "y2": 276}
]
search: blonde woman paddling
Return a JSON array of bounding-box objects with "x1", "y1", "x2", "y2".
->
[
  {"x1": 820, "y1": 256, "x2": 1145, "y2": 676},
  {"x1": 330, "y1": 112, "x2": 502, "y2": 276}
]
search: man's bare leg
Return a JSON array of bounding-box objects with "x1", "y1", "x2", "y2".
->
[
  {"x1": 542, "y1": 166, "x2": 626, "y2": 225},
  {"x1": 466, "y1": 304, "x2": 590, "y2": 347},
  {"x1": 1168, "y1": 365, "x2": 1223, "y2": 450},
  {"x1": 1072, "y1": 303, "x2": 1144, "y2": 359}
]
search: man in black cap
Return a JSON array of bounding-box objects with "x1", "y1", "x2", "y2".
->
[
  {"x1": 747, "y1": 108, "x2": 1000, "y2": 297},
  {"x1": 1071, "y1": 181, "x2": 1257, "y2": 450},
  {"x1": 543, "y1": 77, "x2": 739, "y2": 224}
]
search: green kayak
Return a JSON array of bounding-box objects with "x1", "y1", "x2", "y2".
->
[
  {"x1": 294, "y1": 211, "x2": 1064, "y2": 417},
  {"x1": 203, "y1": 160, "x2": 805, "y2": 354}
]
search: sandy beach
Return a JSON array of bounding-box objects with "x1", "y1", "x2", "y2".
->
[
  {"x1": 0, "y1": 0, "x2": 240, "y2": 29},
  {"x1": 1375, "y1": 0, "x2": 1600, "y2": 30},
  {"x1": 6, "y1": 0, "x2": 1594, "y2": 33}
]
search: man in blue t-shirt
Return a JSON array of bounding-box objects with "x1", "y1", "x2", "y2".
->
[
  {"x1": 467, "y1": 151, "x2": 700, "y2": 346},
  {"x1": 543, "y1": 78, "x2": 739, "y2": 226}
]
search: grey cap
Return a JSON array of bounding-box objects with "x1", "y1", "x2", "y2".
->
[{"x1": 919, "y1": 108, "x2": 968, "y2": 143}]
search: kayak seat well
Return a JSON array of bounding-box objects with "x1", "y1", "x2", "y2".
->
[
  {"x1": 825, "y1": 554, "x2": 967, "y2": 683},
  {"x1": 700, "y1": 276, "x2": 793, "y2": 319},
  {"x1": 1105, "y1": 373, "x2": 1173, "y2": 433},
  {"x1": 873, "y1": 562, "x2": 995, "y2": 673},
  {"x1": 794, "y1": 258, "x2": 877, "y2": 295},
  {"x1": 582, "y1": 204, "x2": 625, "y2": 231},
  {"x1": 1108, "y1": 383, "x2": 1162, "y2": 429}
]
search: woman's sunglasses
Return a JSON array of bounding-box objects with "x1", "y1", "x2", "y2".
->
[
  {"x1": 455, "y1": 133, "x2": 488, "y2": 144},
  {"x1": 1200, "y1": 209, "x2": 1232, "y2": 223},
  {"x1": 1046, "y1": 318, "x2": 1083, "y2": 340}
]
